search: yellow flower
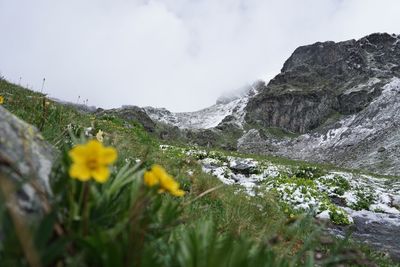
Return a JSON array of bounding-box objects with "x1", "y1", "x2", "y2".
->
[
  {"x1": 144, "y1": 171, "x2": 159, "y2": 187},
  {"x1": 0, "y1": 96, "x2": 4, "y2": 104},
  {"x1": 96, "y1": 130, "x2": 104, "y2": 143},
  {"x1": 69, "y1": 140, "x2": 117, "y2": 183},
  {"x1": 144, "y1": 165, "x2": 185, "y2": 197}
]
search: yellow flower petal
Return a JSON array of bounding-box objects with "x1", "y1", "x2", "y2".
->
[
  {"x1": 151, "y1": 165, "x2": 168, "y2": 178},
  {"x1": 170, "y1": 188, "x2": 185, "y2": 197},
  {"x1": 86, "y1": 140, "x2": 102, "y2": 154},
  {"x1": 145, "y1": 164, "x2": 184, "y2": 197},
  {"x1": 69, "y1": 163, "x2": 91, "y2": 181},
  {"x1": 69, "y1": 145, "x2": 89, "y2": 163},
  {"x1": 91, "y1": 166, "x2": 110, "y2": 183},
  {"x1": 100, "y1": 147, "x2": 117, "y2": 164},
  {"x1": 144, "y1": 171, "x2": 159, "y2": 187},
  {"x1": 159, "y1": 175, "x2": 179, "y2": 192}
]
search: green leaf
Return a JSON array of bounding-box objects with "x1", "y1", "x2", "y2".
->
[{"x1": 34, "y1": 212, "x2": 57, "y2": 250}]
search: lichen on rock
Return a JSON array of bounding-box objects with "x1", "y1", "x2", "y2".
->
[{"x1": 0, "y1": 106, "x2": 54, "y2": 215}]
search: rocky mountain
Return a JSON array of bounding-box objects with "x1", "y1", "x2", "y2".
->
[
  {"x1": 142, "y1": 32, "x2": 400, "y2": 176},
  {"x1": 239, "y1": 77, "x2": 400, "y2": 175},
  {"x1": 245, "y1": 33, "x2": 400, "y2": 133},
  {"x1": 241, "y1": 33, "x2": 400, "y2": 176}
]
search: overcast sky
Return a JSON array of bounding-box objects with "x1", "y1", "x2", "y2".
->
[{"x1": 1, "y1": 0, "x2": 400, "y2": 111}]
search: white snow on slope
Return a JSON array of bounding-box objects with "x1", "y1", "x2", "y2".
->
[
  {"x1": 263, "y1": 77, "x2": 400, "y2": 175},
  {"x1": 159, "y1": 144, "x2": 400, "y2": 227},
  {"x1": 144, "y1": 85, "x2": 258, "y2": 129}
]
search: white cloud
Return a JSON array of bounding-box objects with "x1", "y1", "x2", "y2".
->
[{"x1": 1, "y1": 0, "x2": 400, "y2": 111}]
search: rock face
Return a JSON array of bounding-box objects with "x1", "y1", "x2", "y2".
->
[
  {"x1": 97, "y1": 106, "x2": 156, "y2": 132},
  {"x1": 237, "y1": 129, "x2": 277, "y2": 153},
  {"x1": 239, "y1": 77, "x2": 400, "y2": 176},
  {"x1": 237, "y1": 33, "x2": 400, "y2": 175},
  {"x1": 245, "y1": 33, "x2": 400, "y2": 133},
  {"x1": 0, "y1": 106, "x2": 54, "y2": 215}
]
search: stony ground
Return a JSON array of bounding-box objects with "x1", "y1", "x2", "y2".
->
[{"x1": 160, "y1": 144, "x2": 400, "y2": 260}]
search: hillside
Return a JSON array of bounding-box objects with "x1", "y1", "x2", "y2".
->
[{"x1": 1, "y1": 77, "x2": 399, "y2": 266}]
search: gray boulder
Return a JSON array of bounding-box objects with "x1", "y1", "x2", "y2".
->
[
  {"x1": 238, "y1": 129, "x2": 272, "y2": 154},
  {"x1": 0, "y1": 106, "x2": 54, "y2": 215},
  {"x1": 229, "y1": 158, "x2": 259, "y2": 175}
]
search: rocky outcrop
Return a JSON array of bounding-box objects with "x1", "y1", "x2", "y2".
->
[
  {"x1": 245, "y1": 33, "x2": 400, "y2": 133},
  {"x1": 239, "y1": 77, "x2": 400, "y2": 176},
  {"x1": 239, "y1": 33, "x2": 400, "y2": 175},
  {"x1": 183, "y1": 126, "x2": 242, "y2": 151},
  {"x1": 237, "y1": 129, "x2": 277, "y2": 153},
  {"x1": 245, "y1": 90, "x2": 338, "y2": 133},
  {"x1": 0, "y1": 106, "x2": 54, "y2": 215},
  {"x1": 97, "y1": 106, "x2": 156, "y2": 132}
]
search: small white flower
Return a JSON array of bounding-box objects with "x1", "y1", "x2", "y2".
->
[{"x1": 84, "y1": 127, "x2": 93, "y2": 137}]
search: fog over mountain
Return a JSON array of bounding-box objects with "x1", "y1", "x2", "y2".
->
[{"x1": 1, "y1": 0, "x2": 400, "y2": 111}]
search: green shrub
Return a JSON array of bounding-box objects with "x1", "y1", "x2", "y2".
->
[
  {"x1": 329, "y1": 206, "x2": 352, "y2": 225},
  {"x1": 295, "y1": 165, "x2": 325, "y2": 180},
  {"x1": 350, "y1": 190, "x2": 376, "y2": 211},
  {"x1": 321, "y1": 175, "x2": 351, "y2": 196}
]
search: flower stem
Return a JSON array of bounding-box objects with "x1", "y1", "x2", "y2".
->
[{"x1": 82, "y1": 182, "x2": 90, "y2": 236}]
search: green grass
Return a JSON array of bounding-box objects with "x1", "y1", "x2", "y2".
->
[
  {"x1": 1, "y1": 79, "x2": 399, "y2": 266},
  {"x1": 265, "y1": 127, "x2": 300, "y2": 139}
]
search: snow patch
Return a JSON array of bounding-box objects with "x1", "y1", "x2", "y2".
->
[{"x1": 145, "y1": 86, "x2": 258, "y2": 129}]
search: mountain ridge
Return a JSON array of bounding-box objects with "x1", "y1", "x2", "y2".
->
[
  {"x1": 143, "y1": 82, "x2": 259, "y2": 129},
  {"x1": 139, "y1": 32, "x2": 400, "y2": 176},
  {"x1": 246, "y1": 32, "x2": 400, "y2": 133}
]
